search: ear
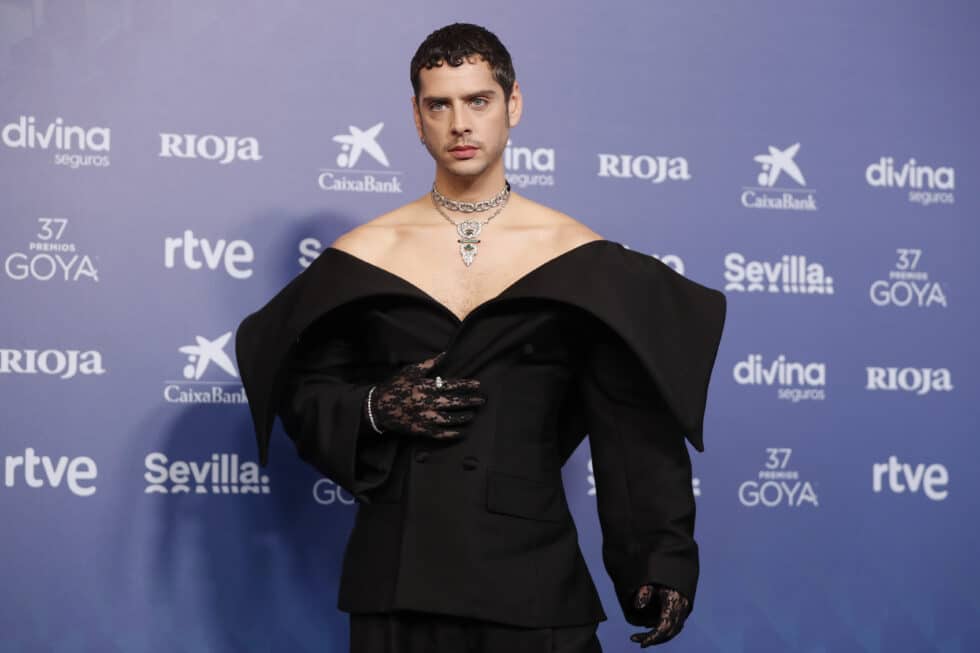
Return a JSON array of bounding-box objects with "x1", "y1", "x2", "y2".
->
[
  {"x1": 507, "y1": 80, "x2": 523, "y2": 129},
  {"x1": 411, "y1": 95, "x2": 424, "y2": 141}
]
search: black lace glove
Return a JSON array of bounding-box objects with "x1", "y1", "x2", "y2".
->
[
  {"x1": 628, "y1": 583, "x2": 692, "y2": 647},
  {"x1": 363, "y1": 351, "x2": 487, "y2": 438}
]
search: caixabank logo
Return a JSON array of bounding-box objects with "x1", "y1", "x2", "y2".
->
[
  {"x1": 1, "y1": 115, "x2": 110, "y2": 168},
  {"x1": 739, "y1": 448, "x2": 818, "y2": 508},
  {"x1": 163, "y1": 331, "x2": 245, "y2": 404},
  {"x1": 865, "y1": 157, "x2": 954, "y2": 206},
  {"x1": 869, "y1": 248, "x2": 947, "y2": 308},
  {"x1": 733, "y1": 354, "x2": 826, "y2": 402},
  {"x1": 3, "y1": 217, "x2": 100, "y2": 283},
  {"x1": 724, "y1": 252, "x2": 834, "y2": 295},
  {"x1": 317, "y1": 122, "x2": 403, "y2": 193},
  {"x1": 144, "y1": 452, "x2": 270, "y2": 495},
  {"x1": 740, "y1": 143, "x2": 817, "y2": 211}
]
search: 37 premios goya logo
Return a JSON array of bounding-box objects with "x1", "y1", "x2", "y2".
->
[
  {"x1": 163, "y1": 331, "x2": 245, "y2": 404},
  {"x1": 4, "y1": 217, "x2": 99, "y2": 282},
  {"x1": 317, "y1": 122, "x2": 403, "y2": 193},
  {"x1": 869, "y1": 248, "x2": 947, "y2": 309},
  {"x1": 739, "y1": 448, "x2": 818, "y2": 508}
]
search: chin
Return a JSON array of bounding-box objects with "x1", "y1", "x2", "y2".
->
[{"x1": 443, "y1": 159, "x2": 489, "y2": 178}]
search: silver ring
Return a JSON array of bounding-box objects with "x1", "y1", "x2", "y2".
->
[{"x1": 435, "y1": 376, "x2": 444, "y2": 389}]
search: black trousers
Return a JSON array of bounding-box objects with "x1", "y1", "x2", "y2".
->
[{"x1": 349, "y1": 611, "x2": 603, "y2": 653}]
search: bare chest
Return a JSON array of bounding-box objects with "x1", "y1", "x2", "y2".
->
[{"x1": 382, "y1": 247, "x2": 544, "y2": 322}]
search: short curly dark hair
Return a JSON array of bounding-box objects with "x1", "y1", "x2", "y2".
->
[{"x1": 410, "y1": 23, "x2": 516, "y2": 105}]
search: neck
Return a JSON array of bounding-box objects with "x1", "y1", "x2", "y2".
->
[{"x1": 433, "y1": 163, "x2": 508, "y2": 201}]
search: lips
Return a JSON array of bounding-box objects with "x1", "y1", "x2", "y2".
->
[{"x1": 449, "y1": 145, "x2": 478, "y2": 160}]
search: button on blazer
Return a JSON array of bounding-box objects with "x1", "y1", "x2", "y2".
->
[{"x1": 235, "y1": 239, "x2": 727, "y2": 629}]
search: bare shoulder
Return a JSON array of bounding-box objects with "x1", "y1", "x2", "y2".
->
[
  {"x1": 328, "y1": 201, "x2": 421, "y2": 260},
  {"x1": 510, "y1": 193, "x2": 605, "y2": 247}
]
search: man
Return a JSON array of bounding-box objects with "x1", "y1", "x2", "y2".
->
[{"x1": 236, "y1": 23, "x2": 726, "y2": 652}]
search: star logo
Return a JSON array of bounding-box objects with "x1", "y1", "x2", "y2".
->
[
  {"x1": 178, "y1": 332, "x2": 238, "y2": 380},
  {"x1": 753, "y1": 143, "x2": 807, "y2": 187},
  {"x1": 332, "y1": 122, "x2": 390, "y2": 168}
]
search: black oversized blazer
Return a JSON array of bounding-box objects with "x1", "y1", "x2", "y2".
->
[{"x1": 235, "y1": 239, "x2": 727, "y2": 629}]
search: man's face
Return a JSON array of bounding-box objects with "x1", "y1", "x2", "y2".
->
[{"x1": 412, "y1": 56, "x2": 521, "y2": 179}]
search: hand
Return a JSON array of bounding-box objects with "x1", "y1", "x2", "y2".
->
[
  {"x1": 366, "y1": 351, "x2": 487, "y2": 438},
  {"x1": 628, "y1": 583, "x2": 692, "y2": 647}
]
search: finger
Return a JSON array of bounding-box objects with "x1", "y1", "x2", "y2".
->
[
  {"x1": 434, "y1": 393, "x2": 486, "y2": 410},
  {"x1": 430, "y1": 410, "x2": 477, "y2": 426},
  {"x1": 644, "y1": 596, "x2": 676, "y2": 646},
  {"x1": 431, "y1": 377, "x2": 481, "y2": 394},
  {"x1": 416, "y1": 351, "x2": 447, "y2": 371},
  {"x1": 629, "y1": 629, "x2": 659, "y2": 647},
  {"x1": 432, "y1": 428, "x2": 463, "y2": 439},
  {"x1": 634, "y1": 584, "x2": 653, "y2": 610}
]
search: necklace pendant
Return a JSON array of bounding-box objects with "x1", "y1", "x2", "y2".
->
[{"x1": 457, "y1": 220, "x2": 482, "y2": 266}]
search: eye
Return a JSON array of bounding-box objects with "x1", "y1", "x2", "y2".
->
[
  {"x1": 471, "y1": 97, "x2": 488, "y2": 108},
  {"x1": 429, "y1": 101, "x2": 446, "y2": 110}
]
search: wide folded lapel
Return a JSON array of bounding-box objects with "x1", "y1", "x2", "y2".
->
[
  {"x1": 234, "y1": 248, "x2": 417, "y2": 466},
  {"x1": 503, "y1": 242, "x2": 727, "y2": 452}
]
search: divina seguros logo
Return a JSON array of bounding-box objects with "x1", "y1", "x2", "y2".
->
[
  {"x1": 733, "y1": 354, "x2": 826, "y2": 402},
  {"x1": 1, "y1": 115, "x2": 110, "y2": 168},
  {"x1": 505, "y1": 138, "x2": 555, "y2": 188},
  {"x1": 865, "y1": 157, "x2": 954, "y2": 206},
  {"x1": 318, "y1": 122, "x2": 403, "y2": 193}
]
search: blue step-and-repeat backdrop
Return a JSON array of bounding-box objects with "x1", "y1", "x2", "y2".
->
[{"x1": 1, "y1": 1, "x2": 977, "y2": 651}]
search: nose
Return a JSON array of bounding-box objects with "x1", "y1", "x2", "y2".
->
[{"x1": 450, "y1": 103, "x2": 471, "y2": 136}]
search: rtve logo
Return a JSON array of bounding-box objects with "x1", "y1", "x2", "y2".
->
[
  {"x1": 164, "y1": 229, "x2": 254, "y2": 279},
  {"x1": 872, "y1": 455, "x2": 948, "y2": 501},
  {"x1": 2, "y1": 448, "x2": 97, "y2": 497}
]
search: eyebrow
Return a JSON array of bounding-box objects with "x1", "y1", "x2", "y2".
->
[{"x1": 421, "y1": 89, "x2": 498, "y2": 103}]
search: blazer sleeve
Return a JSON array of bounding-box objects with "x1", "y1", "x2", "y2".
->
[
  {"x1": 576, "y1": 325, "x2": 709, "y2": 625},
  {"x1": 275, "y1": 326, "x2": 399, "y2": 504}
]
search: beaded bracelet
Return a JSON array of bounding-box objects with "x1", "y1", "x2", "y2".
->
[{"x1": 366, "y1": 385, "x2": 384, "y2": 435}]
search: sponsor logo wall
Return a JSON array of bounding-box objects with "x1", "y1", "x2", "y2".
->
[{"x1": 0, "y1": 4, "x2": 974, "y2": 652}]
